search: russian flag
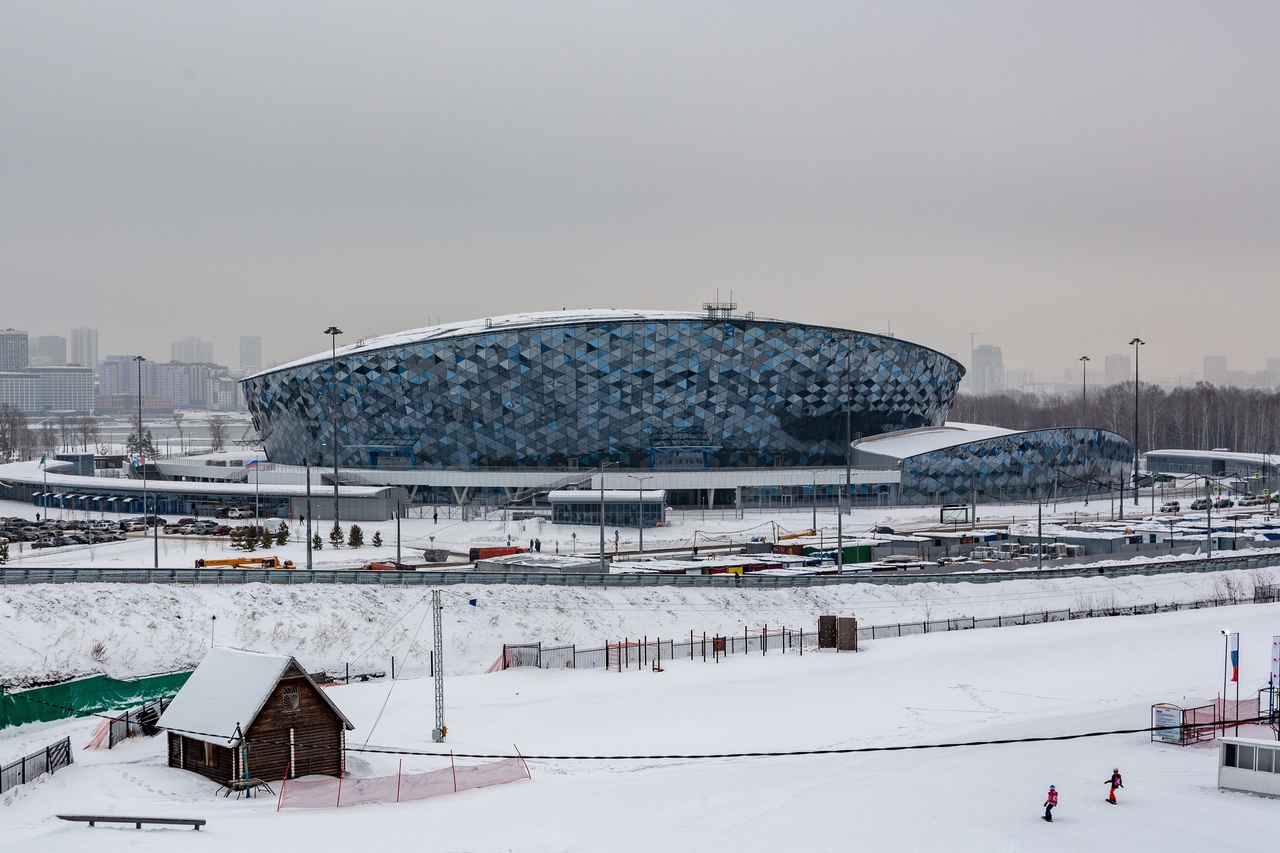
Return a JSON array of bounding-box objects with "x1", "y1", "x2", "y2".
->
[
  {"x1": 244, "y1": 459, "x2": 259, "y2": 469},
  {"x1": 1229, "y1": 632, "x2": 1240, "y2": 682}
]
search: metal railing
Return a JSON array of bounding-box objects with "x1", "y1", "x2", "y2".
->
[
  {"x1": 1, "y1": 737, "x2": 72, "y2": 794},
  {"x1": 499, "y1": 626, "x2": 807, "y2": 672},
  {"x1": 107, "y1": 698, "x2": 169, "y2": 749},
  {"x1": 4, "y1": 550, "x2": 1280, "y2": 588}
]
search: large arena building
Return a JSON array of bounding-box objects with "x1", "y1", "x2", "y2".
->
[{"x1": 233, "y1": 307, "x2": 1131, "y2": 514}]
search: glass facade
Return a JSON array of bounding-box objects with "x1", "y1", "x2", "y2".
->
[
  {"x1": 897, "y1": 428, "x2": 1133, "y2": 505},
  {"x1": 551, "y1": 499, "x2": 665, "y2": 528},
  {"x1": 243, "y1": 314, "x2": 964, "y2": 470}
]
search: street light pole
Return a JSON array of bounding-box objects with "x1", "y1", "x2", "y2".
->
[
  {"x1": 1078, "y1": 355, "x2": 1090, "y2": 424},
  {"x1": 811, "y1": 471, "x2": 818, "y2": 532},
  {"x1": 133, "y1": 355, "x2": 158, "y2": 569},
  {"x1": 627, "y1": 474, "x2": 654, "y2": 555},
  {"x1": 324, "y1": 326, "x2": 343, "y2": 536},
  {"x1": 1130, "y1": 337, "x2": 1145, "y2": 498},
  {"x1": 599, "y1": 457, "x2": 608, "y2": 572},
  {"x1": 305, "y1": 461, "x2": 313, "y2": 571}
]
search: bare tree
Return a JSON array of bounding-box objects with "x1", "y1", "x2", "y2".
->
[
  {"x1": 38, "y1": 421, "x2": 58, "y2": 455},
  {"x1": 0, "y1": 405, "x2": 34, "y2": 461},
  {"x1": 954, "y1": 383, "x2": 1280, "y2": 454},
  {"x1": 208, "y1": 414, "x2": 229, "y2": 451}
]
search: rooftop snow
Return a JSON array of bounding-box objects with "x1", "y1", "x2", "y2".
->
[
  {"x1": 852, "y1": 422, "x2": 1017, "y2": 459},
  {"x1": 251, "y1": 308, "x2": 955, "y2": 378}
]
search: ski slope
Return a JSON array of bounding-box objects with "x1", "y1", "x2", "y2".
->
[{"x1": 3, "y1": 603, "x2": 1279, "y2": 851}]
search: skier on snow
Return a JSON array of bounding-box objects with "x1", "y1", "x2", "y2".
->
[
  {"x1": 1043, "y1": 785, "x2": 1058, "y2": 822},
  {"x1": 1106, "y1": 768, "x2": 1123, "y2": 804}
]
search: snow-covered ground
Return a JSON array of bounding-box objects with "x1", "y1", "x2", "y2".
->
[
  {"x1": 4, "y1": 602, "x2": 1279, "y2": 851},
  {"x1": 1, "y1": 558, "x2": 1275, "y2": 688}
]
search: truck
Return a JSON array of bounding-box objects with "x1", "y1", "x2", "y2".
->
[
  {"x1": 467, "y1": 546, "x2": 528, "y2": 562},
  {"x1": 194, "y1": 556, "x2": 296, "y2": 570}
]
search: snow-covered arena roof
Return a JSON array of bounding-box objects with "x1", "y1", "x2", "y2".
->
[
  {"x1": 255, "y1": 308, "x2": 956, "y2": 377},
  {"x1": 851, "y1": 423, "x2": 1017, "y2": 460}
]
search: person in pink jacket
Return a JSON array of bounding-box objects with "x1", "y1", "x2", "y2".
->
[
  {"x1": 1043, "y1": 785, "x2": 1058, "y2": 822},
  {"x1": 1106, "y1": 768, "x2": 1123, "y2": 803}
]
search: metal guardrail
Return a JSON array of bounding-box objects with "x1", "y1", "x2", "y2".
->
[{"x1": 3, "y1": 552, "x2": 1280, "y2": 587}]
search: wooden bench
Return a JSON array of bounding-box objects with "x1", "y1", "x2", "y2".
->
[{"x1": 57, "y1": 815, "x2": 206, "y2": 831}]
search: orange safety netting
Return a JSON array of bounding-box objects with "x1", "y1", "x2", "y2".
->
[{"x1": 278, "y1": 755, "x2": 530, "y2": 810}]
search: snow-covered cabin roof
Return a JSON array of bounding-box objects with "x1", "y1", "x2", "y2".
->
[
  {"x1": 252, "y1": 308, "x2": 960, "y2": 378},
  {"x1": 158, "y1": 647, "x2": 353, "y2": 748},
  {"x1": 852, "y1": 422, "x2": 1017, "y2": 460}
]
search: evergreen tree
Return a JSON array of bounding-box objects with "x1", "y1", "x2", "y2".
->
[
  {"x1": 371, "y1": 530, "x2": 383, "y2": 548},
  {"x1": 259, "y1": 527, "x2": 273, "y2": 549},
  {"x1": 125, "y1": 429, "x2": 160, "y2": 460},
  {"x1": 348, "y1": 524, "x2": 364, "y2": 548},
  {"x1": 245, "y1": 526, "x2": 259, "y2": 552},
  {"x1": 312, "y1": 532, "x2": 323, "y2": 551},
  {"x1": 229, "y1": 526, "x2": 245, "y2": 550},
  {"x1": 275, "y1": 524, "x2": 290, "y2": 546},
  {"x1": 0, "y1": 539, "x2": 8, "y2": 564},
  {"x1": 329, "y1": 523, "x2": 344, "y2": 548}
]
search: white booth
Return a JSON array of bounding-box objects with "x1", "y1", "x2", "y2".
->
[{"x1": 1219, "y1": 737, "x2": 1280, "y2": 798}]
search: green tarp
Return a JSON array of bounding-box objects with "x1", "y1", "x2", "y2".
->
[{"x1": 1, "y1": 671, "x2": 192, "y2": 729}]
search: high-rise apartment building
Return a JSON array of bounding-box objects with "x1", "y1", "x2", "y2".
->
[
  {"x1": 971, "y1": 345, "x2": 1005, "y2": 395},
  {"x1": 69, "y1": 327, "x2": 99, "y2": 369},
  {"x1": 30, "y1": 335, "x2": 67, "y2": 366},
  {"x1": 1104, "y1": 354, "x2": 1130, "y2": 386},
  {"x1": 239, "y1": 336, "x2": 262, "y2": 373},
  {"x1": 170, "y1": 336, "x2": 214, "y2": 364},
  {"x1": 1204, "y1": 356, "x2": 1228, "y2": 386},
  {"x1": 0, "y1": 329, "x2": 29, "y2": 371}
]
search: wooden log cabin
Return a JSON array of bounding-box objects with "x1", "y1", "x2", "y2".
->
[{"x1": 159, "y1": 647, "x2": 354, "y2": 785}]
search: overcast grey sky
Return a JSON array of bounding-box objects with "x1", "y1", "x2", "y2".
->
[{"x1": 2, "y1": 2, "x2": 1277, "y2": 381}]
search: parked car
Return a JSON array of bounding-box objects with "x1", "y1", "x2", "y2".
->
[
  {"x1": 163, "y1": 524, "x2": 184, "y2": 534},
  {"x1": 1190, "y1": 498, "x2": 1211, "y2": 510},
  {"x1": 1159, "y1": 501, "x2": 1180, "y2": 513},
  {"x1": 211, "y1": 525, "x2": 232, "y2": 536},
  {"x1": 31, "y1": 537, "x2": 59, "y2": 549},
  {"x1": 121, "y1": 521, "x2": 146, "y2": 532},
  {"x1": 1214, "y1": 498, "x2": 1235, "y2": 509}
]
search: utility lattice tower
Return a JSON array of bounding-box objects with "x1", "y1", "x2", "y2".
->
[{"x1": 432, "y1": 589, "x2": 446, "y2": 742}]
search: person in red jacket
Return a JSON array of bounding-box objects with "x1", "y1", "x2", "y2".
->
[
  {"x1": 1106, "y1": 768, "x2": 1123, "y2": 803},
  {"x1": 1043, "y1": 785, "x2": 1058, "y2": 822}
]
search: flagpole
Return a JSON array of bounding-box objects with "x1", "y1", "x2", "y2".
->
[
  {"x1": 1222, "y1": 629, "x2": 1229, "y2": 736},
  {"x1": 1236, "y1": 636, "x2": 1241, "y2": 737}
]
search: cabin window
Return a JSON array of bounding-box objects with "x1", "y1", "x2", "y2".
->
[{"x1": 282, "y1": 684, "x2": 300, "y2": 712}]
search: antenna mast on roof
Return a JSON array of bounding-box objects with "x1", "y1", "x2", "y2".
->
[{"x1": 703, "y1": 289, "x2": 738, "y2": 320}]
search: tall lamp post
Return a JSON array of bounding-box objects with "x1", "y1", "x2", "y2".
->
[
  {"x1": 627, "y1": 474, "x2": 654, "y2": 555},
  {"x1": 598, "y1": 458, "x2": 619, "y2": 572},
  {"x1": 1078, "y1": 355, "x2": 1090, "y2": 424},
  {"x1": 133, "y1": 356, "x2": 158, "y2": 568},
  {"x1": 305, "y1": 460, "x2": 313, "y2": 571},
  {"x1": 1130, "y1": 337, "x2": 1145, "y2": 498},
  {"x1": 324, "y1": 326, "x2": 343, "y2": 535}
]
